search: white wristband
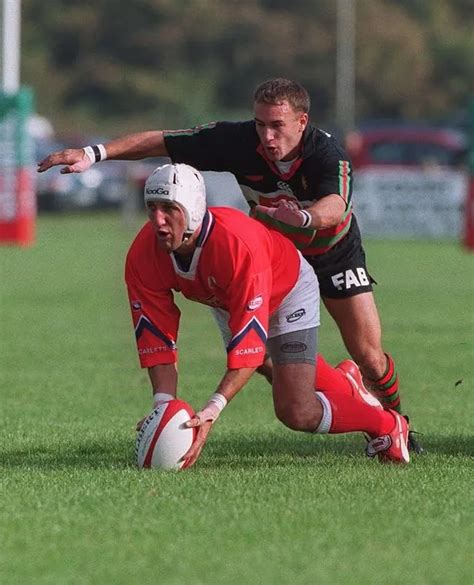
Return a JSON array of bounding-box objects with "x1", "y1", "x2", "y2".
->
[
  {"x1": 198, "y1": 393, "x2": 228, "y2": 423},
  {"x1": 83, "y1": 146, "x2": 95, "y2": 165},
  {"x1": 97, "y1": 143, "x2": 107, "y2": 161},
  {"x1": 83, "y1": 144, "x2": 107, "y2": 164},
  {"x1": 301, "y1": 210, "x2": 312, "y2": 228},
  {"x1": 153, "y1": 392, "x2": 174, "y2": 406},
  {"x1": 207, "y1": 393, "x2": 228, "y2": 412}
]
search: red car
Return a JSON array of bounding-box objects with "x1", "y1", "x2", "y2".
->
[{"x1": 345, "y1": 126, "x2": 467, "y2": 169}]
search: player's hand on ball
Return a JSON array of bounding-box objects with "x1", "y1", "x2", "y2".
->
[
  {"x1": 255, "y1": 200, "x2": 312, "y2": 228},
  {"x1": 37, "y1": 148, "x2": 93, "y2": 174},
  {"x1": 182, "y1": 416, "x2": 213, "y2": 468}
]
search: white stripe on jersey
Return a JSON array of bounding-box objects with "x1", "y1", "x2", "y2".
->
[{"x1": 229, "y1": 315, "x2": 268, "y2": 347}]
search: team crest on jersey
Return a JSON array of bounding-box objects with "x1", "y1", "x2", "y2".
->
[
  {"x1": 277, "y1": 180, "x2": 293, "y2": 195},
  {"x1": 131, "y1": 300, "x2": 142, "y2": 311},
  {"x1": 247, "y1": 295, "x2": 263, "y2": 311}
]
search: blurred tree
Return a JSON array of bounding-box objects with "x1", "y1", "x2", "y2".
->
[
  {"x1": 21, "y1": 0, "x2": 473, "y2": 136},
  {"x1": 357, "y1": 0, "x2": 432, "y2": 119}
]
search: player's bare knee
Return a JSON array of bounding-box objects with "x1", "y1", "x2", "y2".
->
[{"x1": 274, "y1": 404, "x2": 317, "y2": 433}]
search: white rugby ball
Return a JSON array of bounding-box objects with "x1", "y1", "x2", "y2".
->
[{"x1": 136, "y1": 399, "x2": 196, "y2": 470}]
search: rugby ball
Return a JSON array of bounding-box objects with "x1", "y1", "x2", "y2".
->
[{"x1": 136, "y1": 399, "x2": 197, "y2": 470}]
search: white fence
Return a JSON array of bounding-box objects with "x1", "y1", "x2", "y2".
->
[{"x1": 352, "y1": 167, "x2": 468, "y2": 238}]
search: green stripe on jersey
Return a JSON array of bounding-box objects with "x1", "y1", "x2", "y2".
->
[
  {"x1": 164, "y1": 122, "x2": 217, "y2": 137},
  {"x1": 312, "y1": 220, "x2": 352, "y2": 248}
]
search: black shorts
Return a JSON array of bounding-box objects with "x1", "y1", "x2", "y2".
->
[{"x1": 304, "y1": 217, "x2": 376, "y2": 299}]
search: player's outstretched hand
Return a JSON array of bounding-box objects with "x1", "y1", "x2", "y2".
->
[
  {"x1": 255, "y1": 200, "x2": 312, "y2": 228},
  {"x1": 37, "y1": 148, "x2": 93, "y2": 174},
  {"x1": 182, "y1": 416, "x2": 213, "y2": 468}
]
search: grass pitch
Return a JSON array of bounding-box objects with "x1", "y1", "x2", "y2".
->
[{"x1": 1, "y1": 212, "x2": 473, "y2": 585}]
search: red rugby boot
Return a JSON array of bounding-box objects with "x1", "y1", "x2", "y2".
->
[
  {"x1": 366, "y1": 411, "x2": 410, "y2": 464},
  {"x1": 336, "y1": 360, "x2": 383, "y2": 410}
]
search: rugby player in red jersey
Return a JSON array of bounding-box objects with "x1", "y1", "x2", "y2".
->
[
  {"x1": 125, "y1": 163, "x2": 410, "y2": 467},
  {"x1": 38, "y1": 78, "x2": 421, "y2": 452}
]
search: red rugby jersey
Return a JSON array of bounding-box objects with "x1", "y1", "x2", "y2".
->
[{"x1": 125, "y1": 207, "x2": 300, "y2": 369}]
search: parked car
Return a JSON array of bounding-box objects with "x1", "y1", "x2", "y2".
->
[
  {"x1": 34, "y1": 138, "x2": 130, "y2": 212},
  {"x1": 94, "y1": 161, "x2": 131, "y2": 208},
  {"x1": 345, "y1": 124, "x2": 467, "y2": 169}
]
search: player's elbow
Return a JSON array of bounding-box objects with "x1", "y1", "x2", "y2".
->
[{"x1": 311, "y1": 195, "x2": 346, "y2": 229}]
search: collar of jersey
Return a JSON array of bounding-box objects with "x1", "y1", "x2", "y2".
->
[
  {"x1": 170, "y1": 210, "x2": 214, "y2": 278},
  {"x1": 256, "y1": 143, "x2": 304, "y2": 180},
  {"x1": 195, "y1": 209, "x2": 214, "y2": 248}
]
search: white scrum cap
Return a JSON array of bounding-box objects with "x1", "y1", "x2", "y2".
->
[{"x1": 144, "y1": 163, "x2": 207, "y2": 233}]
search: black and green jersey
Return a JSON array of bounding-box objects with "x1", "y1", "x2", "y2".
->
[{"x1": 164, "y1": 121, "x2": 353, "y2": 255}]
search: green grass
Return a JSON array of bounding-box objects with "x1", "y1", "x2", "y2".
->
[{"x1": 1, "y1": 212, "x2": 473, "y2": 585}]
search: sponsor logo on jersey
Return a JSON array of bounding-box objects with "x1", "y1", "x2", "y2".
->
[
  {"x1": 235, "y1": 346, "x2": 264, "y2": 356},
  {"x1": 331, "y1": 268, "x2": 370, "y2": 290},
  {"x1": 247, "y1": 295, "x2": 263, "y2": 311},
  {"x1": 286, "y1": 308, "x2": 306, "y2": 323},
  {"x1": 132, "y1": 300, "x2": 142, "y2": 311},
  {"x1": 280, "y1": 342, "x2": 307, "y2": 353}
]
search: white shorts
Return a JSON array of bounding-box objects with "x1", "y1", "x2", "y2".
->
[{"x1": 211, "y1": 253, "x2": 320, "y2": 343}]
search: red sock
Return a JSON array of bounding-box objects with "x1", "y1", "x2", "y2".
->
[
  {"x1": 321, "y1": 388, "x2": 395, "y2": 437},
  {"x1": 315, "y1": 355, "x2": 353, "y2": 396},
  {"x1": 315, "y1": 355, "x2": 394, "y2": 437}
]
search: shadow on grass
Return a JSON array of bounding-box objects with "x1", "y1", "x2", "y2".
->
[
  {"x1": 0, "y1": 436, "x2": 134, "y2": 471},
  {"x1": 416, "y1": 433, "x2": 474, "y2": 457},
  {"x1": 0, "y1": 432, "x2": 471, "y2": 472},
  {"x1": 199, "y1": 431, "x2": 474, "y2": 469},
  {"x1": 0, "y1": 433, "x2": 360, "y2": 472}
]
